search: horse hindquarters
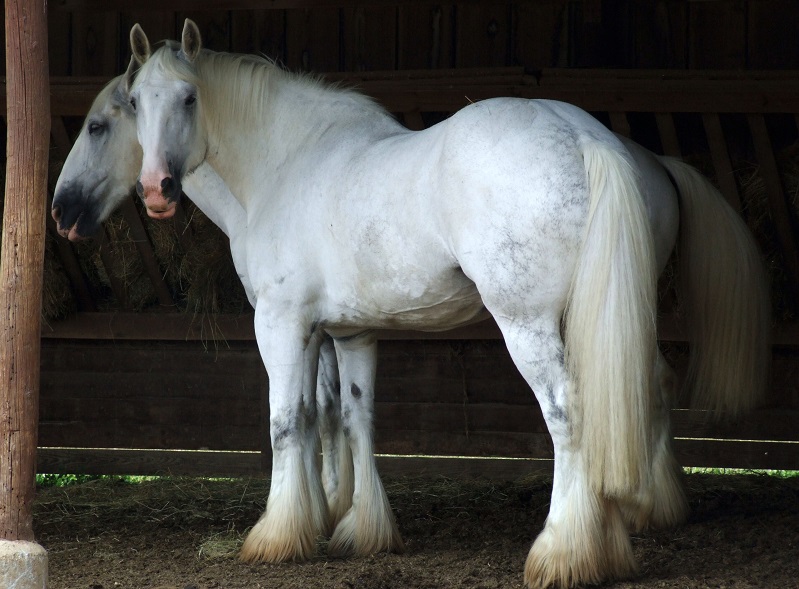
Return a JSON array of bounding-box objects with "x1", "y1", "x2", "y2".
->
[
  {"x1": 488, "y1": 141, "x2": 657, "y2": 588},
  {"x1": 659, "y1": 157, "x2": 770, "y2": 419}
]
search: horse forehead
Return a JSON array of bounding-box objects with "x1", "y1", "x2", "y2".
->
[
  {"x1": 140, "y1": 79, "x2": 185, "y2": 98},
  {"x1": 136, "y1": 70, "x2": 191, "y2": 98}
]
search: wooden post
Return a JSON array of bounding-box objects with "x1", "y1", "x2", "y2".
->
[{"x1": 0, "y1": 0, "x2": 50, "y2": 548}]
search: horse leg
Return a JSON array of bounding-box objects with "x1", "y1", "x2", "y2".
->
[
  {"x1": 302, "y1": 347, "x2": 334, "y2": 540},
  {"x1": 328, "y1": 334, "x2": 404, "y2": 557},
  {"x1": 496, "y1": 316, "x2": 636, "y2": 588},
  {"x1": 317, "y1": 335, "x2": 355, "y2": 529},
  {"x1": 239, "y1": 309, "x2": 329, "y2": 563},
  {"x1": 620, "y1": 351, "x2": 688, "y2": 532}
]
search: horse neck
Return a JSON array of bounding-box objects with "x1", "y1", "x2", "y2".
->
[
  {"x1": 182, "y1": 163, "x2": 245, "y2": 238},
  {"x1": 201, "y1": 66, "x2": 397, "y2": 211}
]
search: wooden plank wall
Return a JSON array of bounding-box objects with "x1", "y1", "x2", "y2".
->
[
  {"x1": 19, "y1": 1, "x2": 799, "y2": 79},
  {"x1": 38, "y1": 338, "x2": 799, "y2": 478}
]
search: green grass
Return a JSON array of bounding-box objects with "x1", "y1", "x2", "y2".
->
[
  {"x1": 36, "y1": 468, "x2": 799, "y2": 489},
  {"x1": 683, "y1": 467, "x2": 798, "y2": 478},
  {"x1": 36, "y1": 473, "x2": 161, "y2": 487}
]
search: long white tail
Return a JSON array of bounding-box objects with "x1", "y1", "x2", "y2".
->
[
  {"x1": 659, "y1": 157, "x2": 770, "y2": 418},
  {"x1": 565, "y1": 142, "x2": 658, "y2": 497}
]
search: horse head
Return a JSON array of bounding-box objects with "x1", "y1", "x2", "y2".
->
[
  {"x1": 129, "y1": 19, "x2": 207, "y2": 220},
  {"x1": 51, "y1": 57, "x2": 141, "y2": 241}
]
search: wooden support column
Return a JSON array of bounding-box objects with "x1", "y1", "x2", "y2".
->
[{"x1": 0, "y1": 0, "x2": 50, "y2": 549}]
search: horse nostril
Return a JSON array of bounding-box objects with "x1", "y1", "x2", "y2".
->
[
  {"x1": 136, "y1": 180, "x2": 144, "y2": 198},
  {"x1": 161, "y1": 176, "x2": 175, "y2": 198},
  {"x1": 52, "y1": 204, "x2": 62, "y2": 223}
]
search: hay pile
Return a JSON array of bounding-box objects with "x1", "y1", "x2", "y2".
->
[{"x1": 40, "y1": 192, "x2": 249, "y2": 320}]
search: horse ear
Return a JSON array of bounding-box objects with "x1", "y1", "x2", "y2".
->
[
  {"x1": 130, "y1": 23, "x2": 151, "y2": 65},
  {"x1": 180, "y1": 18, "x2": 202, "y2": 62},
  {"x1": 122, "y1": 56, "x2": 136, "y2": 95}
]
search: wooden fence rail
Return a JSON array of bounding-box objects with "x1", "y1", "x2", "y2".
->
[{"x1": 37, "y1": 339, "x2": 799, "y2": 478}]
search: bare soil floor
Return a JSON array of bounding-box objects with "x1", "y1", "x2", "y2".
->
[{"x1": 35, "y1": 472, "x2": 799, "y2": 589}]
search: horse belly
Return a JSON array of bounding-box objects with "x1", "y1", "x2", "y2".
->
[{"x1": 326, "y1": 264, "x2": 487, "y2": 332}]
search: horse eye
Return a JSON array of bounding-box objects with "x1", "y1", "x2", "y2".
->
[
  {"x1": 184, "y1": 94, "x2": 196, "y2": 107},
  {"x1": 129, "y1": 97, "x2": 137, "y2": 111},
  {"x1": 88, "y1": 122, "x2": 105, "y2": 136}
]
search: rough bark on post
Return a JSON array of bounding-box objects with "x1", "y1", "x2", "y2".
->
[{"x1": 0, "y1": 0, "x2": 51, "y2": 543}]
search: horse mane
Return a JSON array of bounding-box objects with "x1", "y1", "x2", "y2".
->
[
  {"x1": 138, "y1": 42, "x2": 384, "y2": 135},
  {"x1": 89, "y1": 74, "x2": 127, "y2": 117}
]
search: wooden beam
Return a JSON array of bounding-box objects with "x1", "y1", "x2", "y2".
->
[
  {"x1": 50, "y1": 0, "x2": 523, "y2": 11},
  {"x1": 1, "y1": 0, "x2": 50, "y2": 543},
  {"x1": 4, "y1": 70, "x2": 799, "y2": 117},
  {"x1": 654, "y1": 112, "x2": 682, "y2": 157},
  {"x1": 119, "y1": 198, "x2": 176, "y2": 308},
  {"x1": 702, "y1": 112, "x2": 742, "y2": 212},
  {"x1": 608, "y1": 111, "x2": 631, "y2": 138}
]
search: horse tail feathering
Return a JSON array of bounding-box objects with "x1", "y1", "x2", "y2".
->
[
  {"x1": 659, "y1": 157, "x2": 770, "y2": 419},
  {"x1": 565, "y1": 141, "x2": 658, "y2": 498}
]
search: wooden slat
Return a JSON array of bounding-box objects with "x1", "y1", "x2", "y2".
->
[
  {"x1": 342, "y1": 5, "x2": 398, "y2": 71},
  {"x1": 44, "y1": 208, "x2": 97, "y2": 313},
  {"x1": 40, "y1": 339, "x2": 261, "y2": 374},
  {"x1": 396, "y1": 4, "x2": 453, "y2": 69},
  {"x1": 747, "y1": 113, "x2": 799, "y2": 304},
  {"x1": 701, "y1": 112, "x2": 741, "y2": 211},
  {"x1": 70, "y1": 11, "x2": 120, "y2": 76},
  {"x1": 654, "y1": 112, "x2": 682, "y2": 157},
  {"x1": 38, "y1": 421, "x2": 260, "y2": 451},
  {"x1": 40, "y1": 396, "x2": 261, "y2": 429},
  {"x1": 670, "y1": 408, "x2": 799, "y2": 443},
  {"x1": 285, "y1": 7, "x2": 341, "y2": 72},
  {"x1": 37, "y1": 448, "x2": 264, "y2": 477},
  {"x1": 674, "y1": 438, "x2": 799, "y2": 470},
  {"x1": 455, "y1": 3, "x2": 511, "y2": 68},
  {"x1": 96, "y1": 228, "x2": 132, "y2": 309},
  {"x1": 119, "y1": 198, "x2": 176, "y2": 307},
  {"x1": 608, "y1": 111, "x2": 631, "y2": 138},
  {"x1": 687, "y1": 0, "x2": 746, "y2": 69}
]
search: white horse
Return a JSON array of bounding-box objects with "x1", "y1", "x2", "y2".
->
[
  {"x1": 55, "y1": 18, "x2": 770, "y2": 586},
  {"x1": 50, "y1": 61, "x2": 687, "y2": 542},
  {"x1": 51, "y1": 61, "x2": 357, "y2": 533}
]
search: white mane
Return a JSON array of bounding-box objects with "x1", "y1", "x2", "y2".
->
[{"x1": 137, "y1": 43, "x2": 385, "y2": 135}]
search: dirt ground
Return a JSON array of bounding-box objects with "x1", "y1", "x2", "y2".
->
[{"x1": 34, "y1": 471, "x2": 798, "y2": 589}]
